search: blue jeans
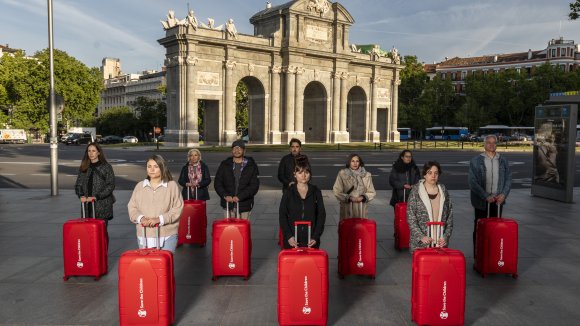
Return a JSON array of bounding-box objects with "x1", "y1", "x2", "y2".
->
[{"x1": 137, "y1": 234, "x2": 178, "y2": 253}]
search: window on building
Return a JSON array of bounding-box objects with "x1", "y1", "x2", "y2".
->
[
  {"x1": 440, "y1": 73, "x2": 446, "y2": 79},
  {"x1": 551, "y1": 49, "x2": 556, "y2": 57},
  {"x1": 451, "y1": 72, "x2": 456, "y2": 80},
  {"x1": 561, "y1": 48, "x2": 566, "y2": 57},
  {"x1": 461, "y1": 71, "x2": 466, "y2": 80}
]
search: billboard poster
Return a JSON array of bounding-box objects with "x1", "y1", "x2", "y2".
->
[{"x1": 533, "y1": 105, "x2": 570, "y2": 190}]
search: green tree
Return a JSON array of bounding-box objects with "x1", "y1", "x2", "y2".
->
[
  {"x1": 236, "y1": 81, "x2": 249, "y2": 134},
  {"x1": 133, "y1": 97, "x2": 167, "y2": 140},
  {"x1": 0, "y1": 49, "x2": 103, "y2": 132},
  {"x1": 570, "y1": 0, "x2": 580, "y2": 20},
  {"x1": 398, "y1": 56, "x2": 429, "y2": 135},
  {"x1": 95, "y1": 106, "x2": 137, "y2": 136}
]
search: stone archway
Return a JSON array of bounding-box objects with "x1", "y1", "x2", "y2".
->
[
  {"x1": 303, "y1": 81, "x2": 328, "y2": 143},
  {"x1": 347, "y1": 86, "x2": 367, "y2": 142},
  {"x1": 237, "y1": 76, "x2": 266, "y2": 143}
]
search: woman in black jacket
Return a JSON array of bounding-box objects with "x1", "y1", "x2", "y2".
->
[
  {"x1": 389, "y1": 150, "x2": 420, "y2": 206},
  {"x1": 178, "y1": 149, "x2": 212, "y2": 200},
  {"x1": 75, "y1": 142, "x2": 116, "y2": 238},
  {"x1": 279, "y1": 155, "x2": 326, "y2": 249}
]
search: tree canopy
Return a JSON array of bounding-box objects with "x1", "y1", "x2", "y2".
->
[
  {"x1": 570, "y1": 0, "x2": 580, "y2": 20},
  {"x1": 0, "y1": 49, "x2": 103, "y2": 132}
]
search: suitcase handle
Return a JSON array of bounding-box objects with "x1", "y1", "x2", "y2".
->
[
  {"x1": 349, "y1": 201, "x2": 365, "y2": 219},
  {"x1": 294, "y1": 221, "x2": 312, "y2": 247},
  {"x1": 81, "y1": 199, "x2": 96, "y2": 219},
  {"x1": 487, "y1": 202, "x2": 502, "y2": 218},
  {"x1": 187, "y1": 186, "x2": 198, "y2": 201},
  {"x1": 225, "y1": 201, "x2": 240, "y2": 219},
  {"x1": 141, "y1": 223, "x2": 161, "y2": 249},
  {"x1": 426, "y1": 221, "x2": 445, "y2": 248}
]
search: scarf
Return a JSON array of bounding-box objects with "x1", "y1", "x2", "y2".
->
[{"x1": 188, "y1": 163, "x2": 202, "y2": 186}]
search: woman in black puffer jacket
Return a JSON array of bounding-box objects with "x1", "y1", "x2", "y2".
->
[{"x1": 389, "y1": 150, "x2": 420, "y2": 207}]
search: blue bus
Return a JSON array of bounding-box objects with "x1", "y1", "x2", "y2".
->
[
  {"x1": 397, "y1": 128, "x2": 412, "y2": 140},
  {"x1": 425, "y1": 126, "x2": 469, "y2": 140}
]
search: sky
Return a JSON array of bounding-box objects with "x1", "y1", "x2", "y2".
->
[{"x1": 1, "y1": 0, "x2": 578, "y2": 73}]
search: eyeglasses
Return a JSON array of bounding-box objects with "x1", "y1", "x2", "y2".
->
[{"x1": 403, "y1": 155, "x2": 412, "y2": 158}]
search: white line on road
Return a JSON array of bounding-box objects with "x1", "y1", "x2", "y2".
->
[{"x1": 0, "y1": 173, "x2": 16, "y2": 176}]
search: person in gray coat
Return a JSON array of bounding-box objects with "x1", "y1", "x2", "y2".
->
[
  {"x1": 407, "y1": 161, "x2": 453, "y2": 253},
  {"x1": 389, "y1": 150, "x2": 420, "y2": 207}
]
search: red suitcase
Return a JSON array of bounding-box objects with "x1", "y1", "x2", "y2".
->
[
  {"x1": 338, "y1": 203, "x2": 376, "y2": 279},
  {"x1": 211, "y1": 203, "x2": 251, "y2": 280},
  {"x1": 278, "y1": 221, "x2": 328, "y2": 326},
  {"x1": 118, "y1": 226, "x2": 175, "y2": 326},
  {"x1": 177, "y1": 187, "x2": 207, "y2": 247},
  {"x1": 394, "y1": 189, "x2": 410, "y2": 250},
  {"x1": 63, "y1": 201, "x2": 108, "y2": 281},
  {"x1": 411, "y1": 222, "x2": 466, "y2": 326},
  {"x1": 475, "y1": 204, "x2": 518, "y2": 278}
]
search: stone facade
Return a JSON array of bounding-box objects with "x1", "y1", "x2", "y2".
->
[{"x1": 158, "y1": 0, "x2": 402, "y2": 146}]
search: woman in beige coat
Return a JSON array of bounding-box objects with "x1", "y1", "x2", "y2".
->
[{"x1": 333, "y1": 154, "x2": 376, "y2": 219}]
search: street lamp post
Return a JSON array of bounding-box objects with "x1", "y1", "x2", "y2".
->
[{"x1": 48, "y1": 0, "x2": 58, "y2": 196}]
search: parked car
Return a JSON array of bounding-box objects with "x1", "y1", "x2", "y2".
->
[
  {"x1": 60, "y1": 133, "x2": 73, "y2": 143},
  {"x1": 123, "y1": 136, "x2": 138, "y2": 143},
  {"x1": 66, "y1": 133, "x2": 93, "y2": 145},
  {"x1": 99, "y1": 135, "x2": 124, "y2": 144}
]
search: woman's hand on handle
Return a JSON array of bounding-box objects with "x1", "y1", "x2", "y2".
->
[
  {"x1": 308, "y1": 239, "x2": 317, "y2": 248},
  {"x1": 288, "y1": 237, "x2": 298, "y2": 248},
  {"x1": 437, "y1": 238, "x2": 447, "y2": 247},
  {"x1": 421, "y1": 236, "x2": 433, "y2": 245}
]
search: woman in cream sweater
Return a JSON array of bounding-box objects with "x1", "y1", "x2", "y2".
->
[{"x1": 128, "y1": 154, "x2": 183, "y2": 253}]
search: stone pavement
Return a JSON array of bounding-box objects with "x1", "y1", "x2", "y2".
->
[{"x1": 0, "y1": 188, "x2": 579, "y2": 325}]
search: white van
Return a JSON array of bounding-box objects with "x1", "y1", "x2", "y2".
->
[{"x1": 0, "y1": 129, "x2": 27, "y2": 144}]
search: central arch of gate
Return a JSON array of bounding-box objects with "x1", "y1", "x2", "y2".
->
[{"x1": 159, "y1": 0, "x2": 402, "y2": 146}]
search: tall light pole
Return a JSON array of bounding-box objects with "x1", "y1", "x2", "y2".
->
[{"x1": 48, "y1": 0, "x2": 59, "y2": 195}]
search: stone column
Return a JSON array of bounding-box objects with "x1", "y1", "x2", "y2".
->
[
  {"x1": 282, "y1": 65, "x2": 296, "y2": 142},
  {"x1": 223, "y1": 60, "x2": 237, "y2": 144},
  {"x1": 269, "y1": 65, "x2": 282, "y2": 144},
  {"x1": 185, "y1": 56, "x2": 200, "y2": 145},
  {"x1": 339, "y1": 72, "x2": 348, "y2": 133},
  {"x1": 390, "y1": 72, "x2": 401, "y2": 142},
  {"x1": 293, "y1": 67, "x2": 305, "y2": 141},
  {"x1": 368, "y1": 76, "x2": 381, "y2": 142},
  {"x1": 330, "y1": 72, "x2": 345, "y2": 143}
]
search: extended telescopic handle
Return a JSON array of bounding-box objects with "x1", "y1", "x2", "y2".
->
[
  {"x1": 426, "y1": 221, "x2": 445, "y2": 248},
  {"x1": 225, "y1": 201, "x2": 240, "y2": 219},
  {"x1": 141, "y1": 223, "x2": 161, "y2": 250},
  {"x1": 487, "y1": 201, "x2": 502, "y2": 218},
  {"x1": 294, "y1": 221, "x2": 312, "y2": 244},
  {"x1": 349, "y1": 201, "x2": 365, "y2": 219},
  {"x1": 81, "y1": 199, "x2": 96, "y2": 219},
  {"x1": 186, "y1": 186, "x2": 198, "y2": 200}
]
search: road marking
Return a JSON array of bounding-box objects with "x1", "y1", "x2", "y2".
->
[
  {"x1": 0, "y1": 173, "x2": 16, "y2": 176},
  {"x1": 31, "y1": 174, "x2": 50, "y2": 176}
]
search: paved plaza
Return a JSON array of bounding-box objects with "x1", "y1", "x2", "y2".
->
[{"x1": 0, "y1": 188, "x2": 579, "y2": 325}]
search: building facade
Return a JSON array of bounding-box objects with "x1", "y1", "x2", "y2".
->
[
  {"x1": 435, "y1": 37, "x2": 580, "y2": 94},
  {"x1": 158, "y1": 0, "x2": 403, "y2": 146},
  {"x1": 97, "y1": 57, "x2": 165, "y2": 116}
]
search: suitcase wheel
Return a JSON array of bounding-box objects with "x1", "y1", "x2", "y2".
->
[
  {"x1": 94, "y1": 276, "x2": 101, "y2": 281},
  {"x1": 512, "y1": 273, "x2": 518, "y2": 279},
  {"x1": 212, "y1": 276, "x2": 218, "y2": 281},
  {"x1": 338, "y1": 273, "x2": 344, "y2": 280},
  {"x1": 369, "y1": 275, "x2": 376, "y2": 280},
  {"x1": 200, "y1": 244, "x2": 205, "y2": 248},
  {"x1": 63, "y1": 276, "x2": 69, "y2": 281}
]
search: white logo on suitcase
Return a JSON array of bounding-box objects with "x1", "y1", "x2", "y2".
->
[
  {"x1": 498, "y1": 238, "x2": 505, "y2": 267},
  {"x1": 77, "y1": 239, "x2": 84, "y2": 269},
  {"x1": 357, "y1": 238, "x2": 364, "y2": 268},
  {"x1": 440, "y1": 281, "x2": 448, "y2": 319},
  {"x1": 138, "y1": 278, "x2": 147, "y2": 318},
  {"x1": 229, "y1": 240, "x2": 236, "y2": 269},
  {"x1": 303, "y1": 276, "x2": 311, "y2": 314},
  {"x1": 186, "y1": 216, "x2": 192, "y2": 239}
]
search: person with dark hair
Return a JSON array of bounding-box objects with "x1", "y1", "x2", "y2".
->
[
  {"x1": 389, "y1": 149, "x2": 420, "y2": 207},
  {"x1": 332, "y1": 153, "x2": 376, "y2": 219},
  {"x1": 407, "y1": 161, "x2": 453, "y2": 253},
  {"x1": 277, "y1": 138, "x2": 303, "y2": 192},
  {"x1": 214, "y1": 139, "x2": 260, "y2": 219},
  {"x1": 128, "y1": 154, "x2": 183, "y2": 253},
  {"x1": 468, "y1": 134, "x2": 511, "y2": 257},
  {"x1": 74, "y1": 142, "x2": 116, "y2": 225},
  {"x1": 178, "y1": 148, "x2": 211, "y2": 200},
  {"x1": 279, "y1": 155, "x2": 326, "y2": 249}
]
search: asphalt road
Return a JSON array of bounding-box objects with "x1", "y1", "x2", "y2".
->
[{"x1": 1, "y1": 144, "x2": 579, "y2": 191}]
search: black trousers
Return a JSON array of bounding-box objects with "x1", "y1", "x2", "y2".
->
[{"x1": 473, "y1": 203, "x2": 503, "y2": 258}]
